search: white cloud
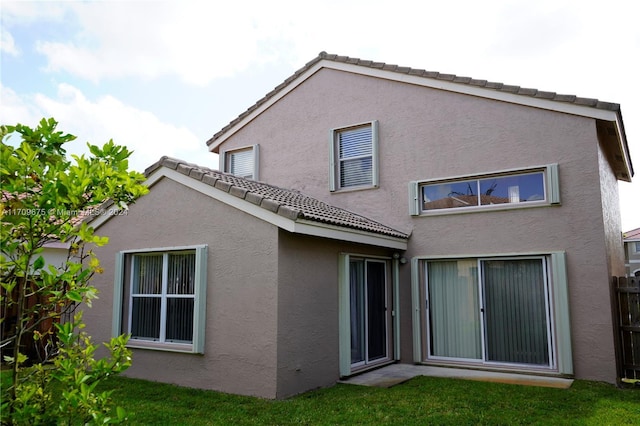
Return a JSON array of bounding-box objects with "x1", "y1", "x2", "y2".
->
[
  {"x1": 0, "y1": 85, "x2": 42, "y2": 123},
  {"x1": 1, "y1": 28, "x2": 19, "y2": 56},
  {"x1": 31, "y1": 1, "x2": 273, "y2": 85},
  {"x1": 0, "y1": 1, "x2": 68, "y2": 23},
  {"x1": 1, "y1": 83, "x2": 212, "y2": 172}
]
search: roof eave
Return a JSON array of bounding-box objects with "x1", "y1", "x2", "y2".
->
[
  {"x1": 92, "y1": 166, "x2": 408, "y2": 250},
  {"x1": 206, "y1": 54, "x2": 633, "y2": 176}
]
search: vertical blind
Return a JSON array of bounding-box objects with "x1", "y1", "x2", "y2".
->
[
  {"x1": 130, "y1": 252, "x2": 196, "y2": 343},
  {"x1": 350, "y1": 260, "x2": 365, "y2": 364},
  {"x1": 428, "y1": 260, "x2": 481, "y2": 359},
  {"x1": 349, "y1": 260, "x2": 387, "y2": 365},
  {"x1": 427, "y1": 258, "x2": 550, "y2": 366},
  {"x1": 131, "y1": 255, "x2": 163, "y2": 339},
  {"x1": 483, "y1": 259, "x2": 549, "y2": 365}
]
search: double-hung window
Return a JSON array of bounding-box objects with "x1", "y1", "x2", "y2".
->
[
  {"x1": 113, "y1": 245, "x2": 207, "y2": 353},
  {"x1": 409, "y1": 164, "x2": 560, "y2": 215},
  {"x1": 330, "y1": 121, "x2": 379, "y2": 191},
  {"x1": 220, "y1": 145, "x2": 259, "y2": 180}
]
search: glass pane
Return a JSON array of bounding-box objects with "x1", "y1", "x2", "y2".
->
[
  {"x1": 367, "y1": 261, "x2": 387, "y2": 361},
  {"x1": 479, "y1": 172, "x2": 545, "y2": 205},
  {"x1": 167, "y1": 253, "x2": 196, "y2": 295},
  {"x1": 340, "y1": 157, "x2": 372, "y2": 187},
  {"x1": 133, "y1": 255, "x2": 163, "y2": 294},
  {"x1": 339, "y1": 126, "x2": 372, "y2": 159},
  {"x1": 427, "y1": 260, "x2": 481, "y2": 359},
  {"x1": 422, "y1": 180, "x2": 479, "y2": 210},
  {"x1": 228, "y1": 149, "x2": 254, "y2": 178},
  {"x1": 131, "y1": 297, "x2": 161, "y2": 340},
  {"x1": 483, "y1": 259, "x2": 549, "y2": 365},
  {"x1": 350, "y1": 260, "x2": 365, "y2": 364},
  {"x1": 166, "y1": 298, "x2": 194, "y2": 343}
]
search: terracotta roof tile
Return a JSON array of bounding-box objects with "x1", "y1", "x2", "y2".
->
[
  {"x1": 148, "y1": 157, "x2": 408, "y2": 240},
  {"x1": 624, "y1": 227, "x2": 640, "y2": 240}
]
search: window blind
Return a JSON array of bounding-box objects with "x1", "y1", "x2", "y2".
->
[{"x1": 339, "y1": 126, "x2": 373, "y2": 188}]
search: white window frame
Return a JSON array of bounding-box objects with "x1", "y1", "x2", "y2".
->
[
  {"x1": 408, "y1": 164, "x2": 560, "y2": 216},
  {"x1": 112, "y1": 245, "x2": 208, "y2": 354},
  {"x1": 329, "y1": 120, "x2": 379, "y2": 191},
  {"x1": 220, "y1": 145, "x2": 260, "y2": 180},
  {"x1": 411, "y1": 251, "x2": 572, "y2": 375}
]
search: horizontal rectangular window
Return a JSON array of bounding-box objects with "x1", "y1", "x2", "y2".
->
[{"x1": 409, "y1": 165, "x2": 559, "y2": 215}]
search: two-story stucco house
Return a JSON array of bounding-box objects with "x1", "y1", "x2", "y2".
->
[
  {"x1": 624, "y1": 228, "x2": 640, "y2": 277},
  {"x1": 84, "y1": 52, "x2": 633, "y2": 399}
]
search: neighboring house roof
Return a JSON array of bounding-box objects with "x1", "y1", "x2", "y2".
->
[
  {"x1": 91, "y1": 156, "x2": 409, "y2": 250},
  {"x1": 423, "y1": 194, "x2": 511, "y2": 210},
  {"x1": 623, "y1": 227, "x2": 640, "y2": 241},
  {"x1": 206, "y1": 51, "x2": 633, "y2": 182}
]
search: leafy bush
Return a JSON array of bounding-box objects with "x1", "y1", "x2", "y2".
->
[{"x1": 1, "y1": 118, "x2": 148, "y2": 424}]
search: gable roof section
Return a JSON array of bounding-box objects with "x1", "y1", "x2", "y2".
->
[
  {"x1": 624, "y1": 227, "x2": 640, "y2": 241},
  {"x1": 91, "y1": 156, "x2": 408, "y2": 250},
  {"x1": 206, "y1": 51, "x2": 633, "y2": 182}
]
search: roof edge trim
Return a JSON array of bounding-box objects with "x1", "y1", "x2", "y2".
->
[{"x1": 94, "y1": 166, "x2": 408, "y2": 249}]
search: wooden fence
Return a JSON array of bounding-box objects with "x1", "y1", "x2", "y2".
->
[{"x1": 611, "y1": 276, "x2": 640, "y2": 383}]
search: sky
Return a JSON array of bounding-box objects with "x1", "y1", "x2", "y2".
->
[{"x1": 1, "y1": 0, "x2": 639, "y2": 230}]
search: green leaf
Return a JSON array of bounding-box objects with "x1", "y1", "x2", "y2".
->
[
  {"x1": 33, "y1": 255, "x2": 45, "y2": 270},
  {"x1": 66, "y1": 290, "x2": 84, "y2": 303},
  {"x1": 117, "y1": 406, "x2": 127, "y2": 421}
]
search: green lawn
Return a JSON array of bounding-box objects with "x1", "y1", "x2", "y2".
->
[{"x1": 98, "y1": 375, "x2": 640, "y2": 425}]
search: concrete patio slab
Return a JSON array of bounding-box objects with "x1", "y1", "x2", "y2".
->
[{"x1": 339, "y1": 364, "x2": 574, "y2": 389}]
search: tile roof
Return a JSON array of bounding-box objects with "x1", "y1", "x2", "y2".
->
[
  {"x1": 207, "y1": 51, "x2": 622, "y2": 147},
  {"x1": 624, "y1": 227, "x2": 640, "y2": 240},
  {"x1": 145, "y1": 156, "x2": 409, "y2": 240}
]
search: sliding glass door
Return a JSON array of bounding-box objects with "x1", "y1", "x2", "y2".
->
[
  {"x1": 427, "y1": 260, "x2": 481, "y2": 360},
  {"x1": 350, "y1": 259, "x2": 389, "y2": 367},
  {"x1": 426, "y1": 257, "x2": 552, "y2": 368},
  {"x1": 482, "y1": 259, "x2": 550, "y2": 365}
]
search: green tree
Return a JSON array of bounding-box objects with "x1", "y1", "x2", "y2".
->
[{"x1": 0, "y1": 118, "x2": 149, "y2": 424}]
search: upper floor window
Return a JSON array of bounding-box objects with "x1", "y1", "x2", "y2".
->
[
  {"x1": 634, "y1": 241, "x2": 640, "y2": 253},
  {"x1": 329, "y1": 121, "x2": 379, "y2": 191},
  {"x1": 221, "y1": 145, "x2": 259, "y2": 180},
  {"x1": 409, "y1": 164, "x2": 560, "y2": 215}
]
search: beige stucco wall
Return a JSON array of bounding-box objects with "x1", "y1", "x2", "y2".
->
[
  {"x1": 85, "y1": 177, "x2": 281, "y2": 398},
  {"x1": 217, "y1": 68, "x2": 625, "y2": 383},
  {"x1": 275, "y1": 231, "x2": 395, "y2": 398}
]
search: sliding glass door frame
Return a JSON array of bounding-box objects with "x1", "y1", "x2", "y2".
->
[
  {"x1": 424, "y1": 256, "x2": 556, "y2": 370},
  {"x1": 339, "y1": 253, "x2": 397, "y2": 377},
  {"x1": 349, "y1": 258, "x2": 391, "y2": 369}
]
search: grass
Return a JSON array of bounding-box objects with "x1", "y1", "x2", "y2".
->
[{"x1": 96, "y1": 375, "x2": 640, "y2": 425}]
